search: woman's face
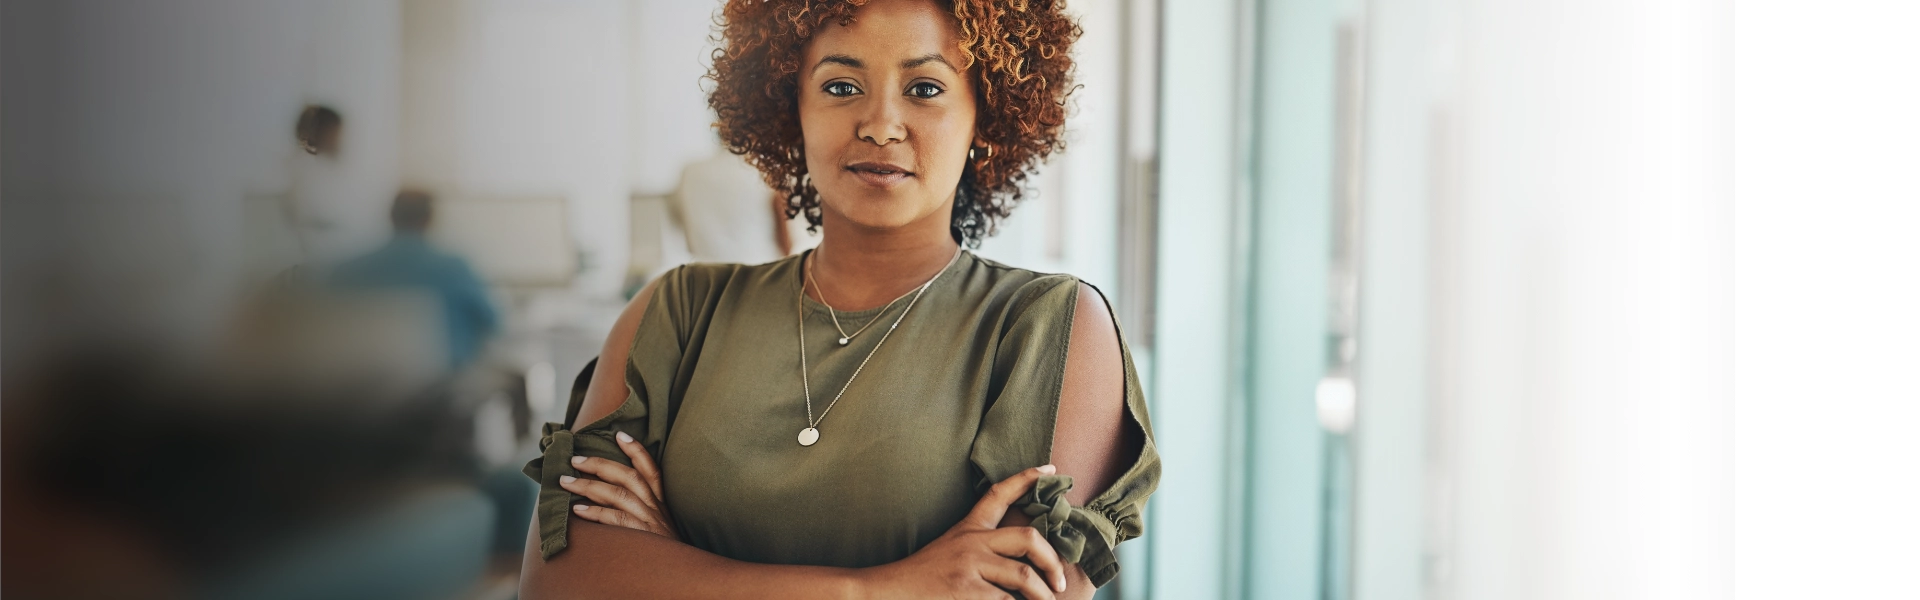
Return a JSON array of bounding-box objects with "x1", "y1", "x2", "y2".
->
[{"x1": 799, "y1": 0, "x2": 977, "y2": 234}]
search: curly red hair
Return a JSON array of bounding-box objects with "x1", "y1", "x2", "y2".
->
[{"x1": 707, "y1": 0, "x2": 1080, "y2": 246}]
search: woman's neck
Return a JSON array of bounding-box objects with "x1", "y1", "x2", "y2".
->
[{"x1": 809, "y1": 208, "x2": 961, "y2": 311}]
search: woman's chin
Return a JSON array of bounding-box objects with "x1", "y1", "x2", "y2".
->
[
  {"x1": 836, "y1": 212, "x2": 927, "y2": 232},
  {"x1": 822, "y1": 196, "x2": 945, "y2": 232}
]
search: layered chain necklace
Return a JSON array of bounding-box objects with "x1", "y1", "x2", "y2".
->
[
  {"x1": 806, "y1": 247, "x2": 911, "y2": 346},
  {"x1": 794, "y1": 246, "x2": 963, "y2": 447}
]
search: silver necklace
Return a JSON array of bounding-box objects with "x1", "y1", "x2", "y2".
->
[
  {"x1": 805, "y1": 246, "x2": 909, "y2": 346},
  {"x1": 795, "y1": 247, "x2": 963, "y2": 446}
]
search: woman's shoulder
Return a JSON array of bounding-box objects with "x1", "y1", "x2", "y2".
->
[
  {"x1": 965, "y1": 254, "x2": 1099, "y2": 318},
  {"x1": 967, "y1": 254, "x2": 1083, "y2": 291},
  {"x1": 664, "y1": 253, "x2": 802, "y2": 282},
  {"x1": 651, "y1": 254, "x2": 804, "y2": 300}
]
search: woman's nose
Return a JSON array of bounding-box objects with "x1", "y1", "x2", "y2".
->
[{"x1": 856, "y1": 95, "x2": 907, "y2": 146}]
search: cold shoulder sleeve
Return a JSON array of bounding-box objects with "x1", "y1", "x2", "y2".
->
[
  {"x1": 520, "y1": 265, "x2": 723, "y2": 559},
  {"x1": 969, "y1": 276, "x2": 1161, "y2": 587}
]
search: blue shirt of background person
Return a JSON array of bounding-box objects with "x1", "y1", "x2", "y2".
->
[{"x1": 331, "y1": 190, "x2": 499, "y2": 369}]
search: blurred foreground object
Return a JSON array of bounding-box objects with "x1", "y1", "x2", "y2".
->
[{"x1": 1, "y1": 351, "x2": 490, "y2": 600}]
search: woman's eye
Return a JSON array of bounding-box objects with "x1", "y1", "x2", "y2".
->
[
  {"x1": 907, "y1": 82, "x2": 944, "y2": 99},
  {"x1": 824, "y1": 82, "x2": 860, "y2": 97}
]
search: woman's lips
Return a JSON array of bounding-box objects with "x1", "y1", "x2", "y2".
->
[{"x1": 846, "y1": 162, "x2": 913, "y2": 188}]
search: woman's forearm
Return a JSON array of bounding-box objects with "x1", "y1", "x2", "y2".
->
[{"x1": 518, "y1": 517, "x2": 863, "y2": 600}]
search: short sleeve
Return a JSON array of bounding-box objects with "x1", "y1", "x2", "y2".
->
[
  {"x1": 520, "y1": 265, "x2": 716, "y2": 559},
  {"x1": 969, "y1": 277, "x2": 1161, "y2": 587}
]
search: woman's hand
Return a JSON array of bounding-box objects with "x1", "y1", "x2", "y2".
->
[
  {"x1": 558, "y1": 430, "x2": 681, "y2": 542},
  {"x1": 857, "y1": 465, "x2": 1069, "y2": 600}
]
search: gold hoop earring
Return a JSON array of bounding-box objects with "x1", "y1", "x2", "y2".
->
[{"x1": 968, "y1": 147, "x2": 976, "y2": 161}]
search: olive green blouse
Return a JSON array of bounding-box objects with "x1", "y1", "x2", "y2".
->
[{"x1": 523, "y1": 251, "x2": 1159, "y2": 587}]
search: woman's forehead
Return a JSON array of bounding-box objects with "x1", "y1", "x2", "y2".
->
[{"x1": 804, "y1": 0, "x2": 964, "y2": 71}]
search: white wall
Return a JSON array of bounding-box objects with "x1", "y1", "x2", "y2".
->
[
  {"x1": 628, "y1": 0, "x2": 726, "y2": 195},
  {"x1": 401, "y1": 0, "x2": 732, "y2": 297},
  {"x1": 1737, "y1": 3, "x2": 1920, "y2": 599},
  {"x1": 403, "y1": 0, "x2": 633, "y2": 296},
  {"x1": 1351, "y1": 0, "x2": 1434, "y2": 597},
  {"x1": 1354, "y1": 0, "x2": 1734, "y2": 599}
]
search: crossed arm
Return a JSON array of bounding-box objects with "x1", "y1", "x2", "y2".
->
[{"x1": 518, "y1": 279, "x2": 1138, "y2": 599}]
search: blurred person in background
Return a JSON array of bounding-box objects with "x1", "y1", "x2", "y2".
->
[
  {"x1": 516, "y1": 1, "x2": 1158, "y2": 599},
  {"x1": 287, "y1": 104, "x2": 358, "y2": 261},
  {"x1": 331, "y1": 190, "x2": 500, "y2": 370},
  {"x1": 296, "y1": 104, "x2": 343, "y2": 157},
  {"x1": 670, "y1": 151, "x2": 809, "y2": 262}
]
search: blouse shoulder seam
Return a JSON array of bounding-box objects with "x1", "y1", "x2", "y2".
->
[{"x1": 975, "y1": 257, "x2": 1078, "y2": 281}]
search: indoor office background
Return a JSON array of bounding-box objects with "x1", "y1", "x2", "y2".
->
[{"x1": 1, "y1": 1, "x2": 1730, "y2": 600}]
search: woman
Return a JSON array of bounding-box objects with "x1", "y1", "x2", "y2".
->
[{"x1": 518, "y1": 1, "x2": 1158, "y2": 598}]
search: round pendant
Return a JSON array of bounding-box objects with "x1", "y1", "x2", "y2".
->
[
  {"x1": 837, "y1": 337, "x2": 850, "y2": 346},
  {"x1": 798, "y1": 427, "x2": 820, "y2": 446}
]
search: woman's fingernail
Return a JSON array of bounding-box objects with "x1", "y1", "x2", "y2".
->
[
  {"x1": 1039, "y1": 464, "x2": 1057, "y2": 474},
  {"x1": 560, "y1": 475, "x2": 576, "y2": 484},
  {"x1": 571, "y1": 456, "x2": 586, "y2": 465},
  {"x1": 574, "y1": 504, "x2": 588, "y2": 512},
  {"x1": 617, "y1": 431, "x2": 634, "y2": 443},
  {"x1": 1057, "y1": 576, "x2": 1067, "y2": 591}
]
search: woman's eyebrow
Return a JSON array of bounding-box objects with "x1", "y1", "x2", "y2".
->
[
  {"x1": 902, "y1": 53, "x2": 956, "y2": 73},
  {"x1": 811, "y1": 54, "x2": 863, "y2": 75}
]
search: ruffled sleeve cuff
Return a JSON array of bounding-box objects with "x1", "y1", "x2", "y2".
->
[
  {"x1": 1012, "y1": 474, "x2": 1144, "y2": 587},
  {"x1": 520, "y1": 392, "x2": 650, "y2": 560}
]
